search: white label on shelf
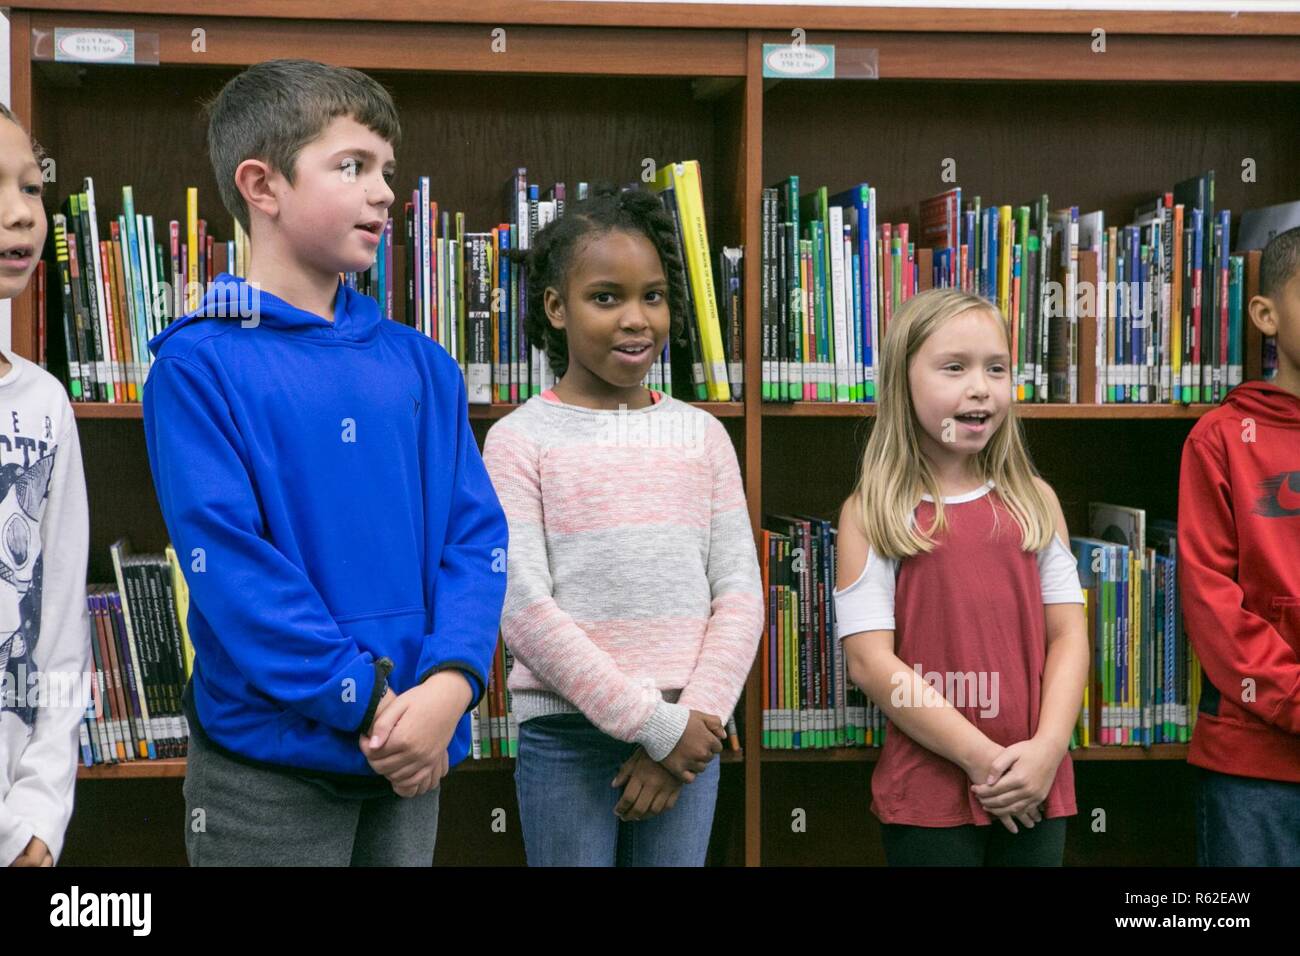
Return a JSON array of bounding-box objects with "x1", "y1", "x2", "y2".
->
[
  {"x1": 762, "y1": 44, "x2": 835, "y2": 80},
  {"x1": 54, "y1": 28, "x2": 135, "y2": 64}
]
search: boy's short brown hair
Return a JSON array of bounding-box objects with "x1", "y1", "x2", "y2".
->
[
  {"x1": 205, "y1": 59, "x2": 401, "y2": 233},
  {"x1": 1260, "y1": 225, "x2": 1300, "y2": 298}
]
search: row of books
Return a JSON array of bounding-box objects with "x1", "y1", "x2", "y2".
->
[
  {"x1": 45, "y1": 179, "x2": 248, "y2": 404},
  {"x1": 381, "y1": 163, "x2": 744, "y2": 404},
  {"x1": 760, "y1": 173, "x2": 1281, "y2": 404},
  {"x1": 392, "y1": 172, "x2": 561, "y2": 404},
  {"x1": 43, "y1": 163, "x2": 746, "y2": 407},
  {"x1": 81, "y1": 502, "x2": 1201, "y2": 762},
  {"x1": 80, "y1": 516, "x2": 1195, "y2": 767},
  {"x1": 1070, "y1": 505, "x2": 1201, "y2": 747},
  {"x1": 80, "y1": 541, "x2": 194, "y2": 767},
  {"x1": 760, "y1": 501, "x2": 1200, "y2": 752},
  {"x1": 760, "y1": 515, "x2": 886, "y2": 749}
]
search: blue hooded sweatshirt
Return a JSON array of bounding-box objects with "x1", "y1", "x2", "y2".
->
[{"x1": 143, "y1": 274, "x2": 507, "y2": 781}]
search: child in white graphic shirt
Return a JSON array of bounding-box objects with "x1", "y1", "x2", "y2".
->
[{"x1": 0, "y1": 103, "x2": 91, "y2": 868}]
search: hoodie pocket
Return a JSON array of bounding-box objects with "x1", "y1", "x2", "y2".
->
[
  {"x1": 334, "y1": 606, "x2": 428, "y2": 691},
  {"x1": 273, "y1": 607, "x2": 428, "y2": 760}
]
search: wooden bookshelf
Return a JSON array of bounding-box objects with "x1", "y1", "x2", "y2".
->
[
  {"x1": 69, "y1": 401, "x2": 745, "y2": 420},
  {"x1": 762, "y1": 403, "x2": 1223, "y2": 419},
  {"x1": 12, "y1": 1, "x2": 1298, "y2": 868},
  {"x1": 71, "y1": 399, "x2": 1220, "y2": 421},
  {"x1": 77, "y1": 748, "x2": 744, "y2": 780},
  {"x1": 77, "y1": 757, "x2": 188, "y2": 779},
  {"x1": 761, "y1": 744, "x2": 1190, "y2": 763}
]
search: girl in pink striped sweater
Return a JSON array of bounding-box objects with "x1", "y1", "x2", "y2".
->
[{"x1": 482, "y1": 186, "x2": 763, "y2": 866}]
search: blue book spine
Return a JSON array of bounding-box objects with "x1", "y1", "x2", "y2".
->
[
  {"x1": 1114, "y1": 243, "x2": 1125, "y2": 404},
  {"x1": 1165, "y1": 553, "x2": 1176, "y2": 741},
  {"x1": 988, "y1": 209, "x2": 1000, "y2": 304},
  {"x1": 977, "y1": 209, "x2": 987, "y2": 298},
  {"x1": 851, "y1": 249, "x2": 862, "y2": 401},
  {"x1": 498, "y1": 226, "x2": 511, "y2": 400},
  {"x1": 1119, "y1": 546, "x2": 1129, "y2": 743},
  {"x1": 861, "y1": 189, "x2": 874, "y2": 401},
  {"x1": 122, "y1": 195, "x2": 150, "y2": 380},
  {"x1": 963, "y1": 209, "x2": 976, "y2": 291}
]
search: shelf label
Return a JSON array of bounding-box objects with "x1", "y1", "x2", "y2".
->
[
  {"x1": 763, "y1": 43, "x2": 835, "y2": 80},
  {"x1": 53, "y1": 28, "x2": 139, "y2": 64}
]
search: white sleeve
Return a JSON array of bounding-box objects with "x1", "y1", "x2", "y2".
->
[
  {"x1": 0, "y1": 792, "x2": 36, "y2": 866},
  {"x1": 2, "y1": 401, "x2": 90, "y2": 863},
  {"x1": 1038, "y1": 534, "x2": 1085, "y2": 605},
  {"x1": 833, "y1": 547, "x2": 898, "y2": 639}
]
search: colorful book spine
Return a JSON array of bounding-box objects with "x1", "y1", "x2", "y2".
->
[{"x1": 654, "y1": 161, "x2": 730, "y2": 401}]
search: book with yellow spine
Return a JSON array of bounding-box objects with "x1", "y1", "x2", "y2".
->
[
  {"x1": 165, "y1": 544, "x2": 195, "y2": 680},
  {"x1": 234, "y1": 217, "x2": 249, "y2": 278},
  {"x1": 186, "y1": 187, "x2": 199, "y2": 311},
  {"x1": 653, "y1": 161, "x2": 730, "y2": 401},
  {"x1": 997, "y1": 204, "x2": 1013, "y2": 324}
]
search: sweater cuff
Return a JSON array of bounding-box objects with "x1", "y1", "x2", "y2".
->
[
  {"x1": 635, "y1": 700, "x2": 691, "y2": 762},
  {"x1": 357, "y1": 657, "x2": 395, "y2": 736},
  {"x1": 418, "y1": 662, "x2": 486, "y2": 713},
  {"x1": 0, "y1": 818, "x2": 36, "y2": 868}
]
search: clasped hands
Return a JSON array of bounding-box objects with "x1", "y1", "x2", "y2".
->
[
  {"x1": 359, "y1": 671, "x2": 470, "y2": 798},
  {"x1": 610, "y1": 710, "x2": 725, "y2": 823},
  {"x1": 967, "y1": 735, "x2": 1063, "y2": 834}
]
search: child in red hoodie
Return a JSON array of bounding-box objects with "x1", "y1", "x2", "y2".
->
[{"x1": 1179, "y1": 225, "x2": 1300, "y2": 867}]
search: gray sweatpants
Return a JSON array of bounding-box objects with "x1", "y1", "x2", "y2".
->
[{"x1": 183, "y1": 727, "x2": 440, "y2": 867}]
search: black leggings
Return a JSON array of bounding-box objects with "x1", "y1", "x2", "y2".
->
[{"x1": 881, "y1": 818, "x2": 1066, "y2": 866}]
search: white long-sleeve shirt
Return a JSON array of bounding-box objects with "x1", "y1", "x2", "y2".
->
[{"x1": 0, "y1": 351, "x2": 89, "y2": 865}]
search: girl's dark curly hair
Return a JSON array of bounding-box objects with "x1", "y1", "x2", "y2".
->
[{"x1": 509, "y1": 183, "x2": 687, "y2": 379}]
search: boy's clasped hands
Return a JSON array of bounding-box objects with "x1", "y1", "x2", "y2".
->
[
  {"x1": 967, "y1": 735, "x2": 1063, "y2": 834},
  {"x1": 359, "y1": 671, "x2": 471, "y2": 797},
  {"x1": 610, "y1": 710, "x2": 725, "y2": 822}
]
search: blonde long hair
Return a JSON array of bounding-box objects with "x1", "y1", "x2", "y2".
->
[{"x1": 852, "y1": 288, "x2": 1055, "y2": 559}]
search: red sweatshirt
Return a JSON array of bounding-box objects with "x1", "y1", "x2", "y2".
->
[{"x1": 1178, "y1": 381, "x2": 1300, "y2": 783}]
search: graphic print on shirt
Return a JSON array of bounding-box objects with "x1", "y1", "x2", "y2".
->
[
  {"x1": 1252, "y1": 470, "x2": 1300, "y2": 518},
  {"x1": 0, "y1": 411, "x2": 56, "y2": 728}
]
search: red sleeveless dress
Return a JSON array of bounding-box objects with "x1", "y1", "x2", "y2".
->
[{"x1": 871, "y1": 488, "x2": 1077, "y2": 826}]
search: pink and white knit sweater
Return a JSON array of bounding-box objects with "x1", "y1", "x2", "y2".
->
[{"x1": 482, "y1": 391, "x2": 763, "y2": 762}]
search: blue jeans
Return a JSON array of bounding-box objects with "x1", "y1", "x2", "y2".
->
[
  {"x1": 1196, "y1": 767, "x2": 1300, "y2": 866},
  {"x1": 514, "y1": 712, "x2": 720, "y2": 866}
]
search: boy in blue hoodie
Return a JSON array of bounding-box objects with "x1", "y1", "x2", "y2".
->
[{"x1": 143, "y1": 59, "x2": 507, "y2": 866}]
